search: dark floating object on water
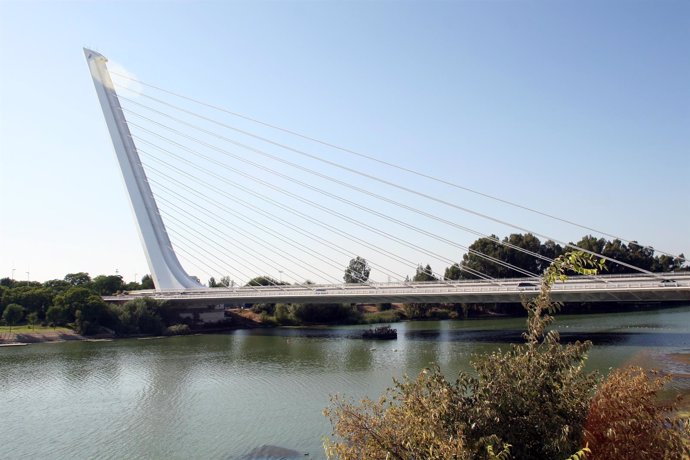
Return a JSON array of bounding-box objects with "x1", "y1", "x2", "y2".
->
[{"x1": 362, "y1": 325, "x2": 397, "y2": 340}]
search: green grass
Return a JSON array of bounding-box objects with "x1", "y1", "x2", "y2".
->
[{"x1": 0, "y1": 325, "x2": 72, "y2": 334}]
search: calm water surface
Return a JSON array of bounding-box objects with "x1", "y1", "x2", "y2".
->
[{"x1": 2, "y1": 306, "x2": 689, "y2": 459}]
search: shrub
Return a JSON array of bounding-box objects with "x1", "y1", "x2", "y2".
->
[
  {"x1": 584, "y1": 367, "x2": 690, "y2": 459},
  {"x1": 324, "y1": 367, "x2": 475, "y2": 460},
  {"x1": 164, "y1": 324, "x2": 192, "y2": 336},
  {"x1": 114, "y1": 297, "x2": 164, "y2": 335},
  {"x1": 274, "y1": 303, "x2": 293, "y2": 325},
  {"x1": 402, "y1": 303, "x2": 430, "y2": 319},
  {"x1": 250, "y1": 303, "x2": 275, "y2": 315},
  {"x1": 45, "y1": 305, "x2": 67, "y2": 326},
  {"x1": 291, "y1": 303, "x2": 361, "y2": 324},
  {"x1": 258, "y1": 312, "x2": 277, "y2": 326}
]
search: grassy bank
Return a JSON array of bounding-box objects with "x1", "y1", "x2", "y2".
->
[{"x1": 0, "y1": 325, "x2": 84, "y2": 344}]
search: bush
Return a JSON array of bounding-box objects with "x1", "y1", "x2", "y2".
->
[
  {"x1": 250, "y1": 303, "x2": 275, "y2": 315},
  {"x1": 258, "y1": 312, "x2": 277, "y2": 326},
  {"x1": 291, "y1": 303, "x2": 361, "y2": 324},
  {"x1": 2, "y1": 303, "x2": 24, "y2": 330},
  {"x1": 428, "y1": 309, "x2": 450, "y2": 320},
  {"x1": 377, "y1": 303, "x2": 393, "y2": 311},
  {"x1": 274, "y1": 303, "x2": 293, "y2": 325},
  {"x1": 324, "y1": 366, "x2": 475, "y2": 460},
  {"x1": 402, "y1": 303, "x2": 430, "y2": 319},
  {"x1": 45, "y1": 305, "x2": 67, "y2": 326},
  {"x1": 114, "y1": 297, "x2": 164, "y2": 335},
  {"x1": 584, "y1": 367, "x2": 690, "y2": 459},
  {"x1": 164, "y1": 324, "x2": 192, "y2": 336}
]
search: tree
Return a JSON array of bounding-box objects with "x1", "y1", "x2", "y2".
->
[
  {"x1": 344, "y1": 256, "x2": 370, "y2": 283},
  {"x1": 412, "y1": 264, "x2": 436, "y2": 282},
  {"x1": 444, "y1": 263, "x2": 463, "y2": 280},
  {"x1": 0, "y1": 277, "x2": 15, "y2": 288},
  {"x1": 2, "y1": 303, "x2": 25, "y2": 332},
  {"x1": 92, "y1": 275, "x2": 124, "y2": 295},
  {"x1": 140, "y1": 274, "x2": 155, "y2": 290},
  {"x1": 503, "y1": 233, "x2": 542, "y2": 275},
  {"x1": 274, "y1": 303, "x2": 292, "y2": 324},
  {"x1": 219, "y1": 276, "x2": 231, "y2": 287},
  {"x1": 208, "y1": 277, "x2": 218, "y2": 288},
  {"x1": 246, "y1": 276, "x2": 287, "y2": 286},
  {"x1": 115, "y1": 297, "x2": 164, "y2": 335},
  {"x1": 73, "y1": 295, "x2": 108, "y2": 334},
  {"x1": 46, "y1": 305, "x2": 67, "y2": 327},
  {"x1": 459, "y1": 235, "x2": 507, "y2": 278},
  {"x1": 64, "y1": 272, "x2": 92, "y2": 287},
  {"x1": 53, "y1": 287, "x2": 93, "y2": 321},
  {"x1": 1, "y1": 286, "x2": 52, "y2": 317},
  {"x1": 27, "y1": 312, "x2": 39, "y2": 330}
]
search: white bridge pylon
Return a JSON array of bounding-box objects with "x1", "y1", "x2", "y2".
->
[{"x1": 85, "y1": 48, "x2": 202, "y2": 290}]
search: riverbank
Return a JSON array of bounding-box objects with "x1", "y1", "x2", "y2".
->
[{"x1": 0, "y1": 326, "x2": 87, "y2": 344}]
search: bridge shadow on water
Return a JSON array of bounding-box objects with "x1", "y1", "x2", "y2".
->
[{"x1": 238, "y1": 326, "x2": 690, "y2": 348}]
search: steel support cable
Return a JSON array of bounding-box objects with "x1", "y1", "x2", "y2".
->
[
  {"x1": 166, "y1": 225, "x2": 274, "y2": 289},
  {"x1": 166, "y1": 226, "x2": 267, "y2": 288},
  {"x1": 136, "y1": 143, "x2": 491, "y2": 283},
  {"x1": 127, "y1": 121, "x2": 537, "y2": 280},
  {"x1": 155, "y1": 192, "x2": 343, "y2": 285},
  {"x1": 112, "y1": 76, "x2": 680, "y2": 260},
  {"x1": 148, "y1": 175, "x2": 376, "y2": 283},
  {"x1": 135, "y1": 136, "x2": 502, "y2": 282},
  {"x1": 119, "y1": 100, "x2": 554, "y2": 267},
  {"x1": 156, "y1": 198, "x2": 303, "y2": 285},
  {"x1": 140, "y1": 147, "x2": 470, "y2": 284},
  {"x1": 158, "y1": 205, "x2": 314, "y2": 288},
  {"x1": 175, "y1": 252, "x2": 215, "y2": 281},
  {"x1": 146, "y1": 200, "x2": 272, "y2": 291},
  {"x1": 141, "y1": 149, "x2": 414, "y2": 284},
  {"x1": 171, "y1": 239, "x2": 241, "y2": 285},
  {"x1": 145, "y1": 162, "x2": 410, "y2": 284},
  {"x1": 127, "y1": 109, "x2": 655, "y2": 280},
  {"x1": 138, "y1": 138, "x2": 499, "y2": 284},
  {"x1": 151, "y1": 187, "x2": 345, "y2": 285}
]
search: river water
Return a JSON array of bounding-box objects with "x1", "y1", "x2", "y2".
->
[{"x1": 2, "y1": 306, "x2": 689, "y2": 459}]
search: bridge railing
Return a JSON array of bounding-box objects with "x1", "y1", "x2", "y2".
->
[{"x1": 135, "y1": 277, "x2": 689, "y2": 300}]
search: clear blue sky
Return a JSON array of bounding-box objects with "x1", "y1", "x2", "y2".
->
[{"x1": 1, "y1": 1, "x2": 688, "y2": 283}]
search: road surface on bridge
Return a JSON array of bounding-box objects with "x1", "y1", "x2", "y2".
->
[{"x1": 105, "y1": 273, "x2": 690, "y2": 306}]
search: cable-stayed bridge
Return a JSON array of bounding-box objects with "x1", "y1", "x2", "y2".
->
[
  {"x1": 107, "y1": 274, "x2": 690, "y2": 305},
  {"x1": 84, "y1": 49, "x2": 690, "y2": 306}
]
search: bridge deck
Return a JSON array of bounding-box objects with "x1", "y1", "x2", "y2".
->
[{"x1": 105, "y1": 274, "x2": 690, "y2": 306}]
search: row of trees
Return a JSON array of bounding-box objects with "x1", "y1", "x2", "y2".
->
[
  {"x1": 445, "y1": 234, "x2": 686, "y2": 279},
  {"x1": 0, "y1": 272, "x2": 156, "y2": 334},
  {"x1": 340, "y1": 234, "x2": 686, "y2": 284}
]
